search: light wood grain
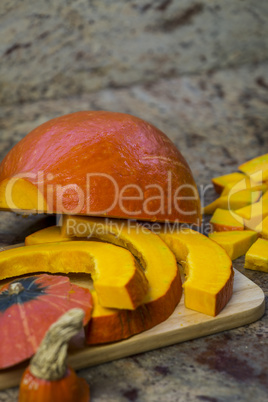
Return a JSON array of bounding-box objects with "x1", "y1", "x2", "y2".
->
[{"x1": 0, "y1": 265, "x2": 264, "y2": 390}]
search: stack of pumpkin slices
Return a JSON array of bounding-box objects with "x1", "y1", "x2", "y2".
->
[{"x1": 203, "y1": 153, "x2": 268, "y2": 272}]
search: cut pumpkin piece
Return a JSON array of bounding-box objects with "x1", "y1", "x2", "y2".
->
[
  {"x1": 203, "y1": 189, "x2": 262, "y2": 215},
  {"x1": 210, "y1": 208, "x2": 244, "y2": 232},
  {"x1": 61, "y1": 215, "x2": 181, "y2": 344},
  {"x1": 244, "y1": 238, "x2": 268, "y2": 272},
  {"x1": 159, "y1": 228, "x2": 234, "y2": 316},
  {"x1": 208, "y1": 231, "x2": 258, "y2": 260},
  {"x1": 221, "y1": 180, "x2": 267, "y2": 196},
  {"x1": 25, "y1": 226, "x2": 70, "y2": 246},
  {"x1": 239, "y1": 153, "x2": 268, "y2": 182},
  {"x1": 258, "y1": 216, "x2": 268, "y2": 239},
  {"x1": 235, "y1": 199, "x2": 268, "y2": 220},
  {"x1": 0, "y1": 241, "x2": 148, "y2": 310},
  {"x1": 212, "y1": 172, "x2": 246, "y2": 194},
  {"x1": 234, "y1": 199, "x2": 268, "y2": 231},
  {"x1": 262, "y1": 190, "x2": 268, "y2": 201}
]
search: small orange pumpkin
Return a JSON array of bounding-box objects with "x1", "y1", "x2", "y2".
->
[
  {"x1": 0, "y1": 274, "x2": 93, "y2": 369},
  {"x1": 19, "y1": 309, "x2": 90, "y2": 402}
]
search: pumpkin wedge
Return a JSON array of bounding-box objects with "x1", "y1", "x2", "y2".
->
[
  {"x1": 244, "y1": 238, "x2": 268, "y2": 272},
  {"x1": 159, "y1": 228, "x2": 234, "y2": 316},
  {"x1": 211, "y1": 172, "x2": 246, "y2": 194},
  {"x1": 0, "y1": 241, "x2": 148, "y2": 310},
  {"x1": 61, "y1": 215, "x2": 181, "y2": 344},
  {"x1": 203, "y1": 189, "x2": 262, "y2": 215},
  {"x1": 208, "y1": 230, "x2": 258, "y2": 260},
  {"x1": 262, "y1": 190, "x2": 268, "y2": 201},
  {"x1": 257, "y1": 215, "x2": 268, "y2": 239},
  {"x1": 234, "y1": 198, "x2": 268, "y2": 231},
  {"x1": 234, "y1": 199, "x2": 268, "y2": 221},
  {"x1": 239, "y1": 153, "x2": 268, "y2": 182},
  {"x1": 210, "y1": 208, "x2": 244, "y2": 232},
  {"x1": 221, "y1": 181, "x2": 267, "y2": 196},
  {"x1": 25, "y1": 226, "x2": 70, "y2": 246}
]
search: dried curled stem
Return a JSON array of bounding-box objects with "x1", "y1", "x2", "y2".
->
[{"x1": 30, "y1": 308, "x2": 85, "y2": 381}]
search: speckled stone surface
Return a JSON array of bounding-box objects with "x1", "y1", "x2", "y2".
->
[
  {"x1": 1, "y1": 0, "x2": 268, "y2": 105},
  {"x1": 0, "y1": 62, "x2": 268, "y2": 401}
]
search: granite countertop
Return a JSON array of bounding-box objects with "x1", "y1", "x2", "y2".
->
[
  {"x1": 0, "y1": 62, "x2": 267, "y2": 401},
  {"x1": 1, "y1": 0, "x2": 268, "y2": 106}
]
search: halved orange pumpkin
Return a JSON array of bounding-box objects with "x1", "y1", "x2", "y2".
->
[{"x1": 0, "y1": 111, "x2": 201, "y2": 224}]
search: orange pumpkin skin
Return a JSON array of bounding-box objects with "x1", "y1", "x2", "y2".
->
[
  {"x1": 0, "y1": 111, "x2": 201, "y2": 224},
  {"x1": 0, "y1": 275, "x2": 93, "y2": 369},
  {"x1": 86, "y1": 270, "x2": 182, "y2": 344},
  {"x1": 19, "y1": 367, "x2": 90, "y2": 402},
  {"x1": 212, "y1": 223, "x2": 244, "y2": 232}
]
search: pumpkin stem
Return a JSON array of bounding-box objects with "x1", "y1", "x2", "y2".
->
[
  {"x1": 30, "y1": 308, "x2": 85, "y2": 381},
  {"x1": 9, "y1": 282, "x2": 24, "y2": 295}
]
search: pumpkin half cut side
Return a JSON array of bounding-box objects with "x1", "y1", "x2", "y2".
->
[
  {"x1": 0, "y1": 111, "x2": 201, "y2": 224},
  {"x1": 0, "y1": 241, "x2": 148, "y2": 310}
]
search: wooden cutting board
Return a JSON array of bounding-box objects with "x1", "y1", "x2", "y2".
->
[{"x1": 0, "y1": 265, "x2": 265, "y2": 390}]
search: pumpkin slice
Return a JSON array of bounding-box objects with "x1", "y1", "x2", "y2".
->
[
  {"x1": 203, "y1": 189, "x2": 262, "y2": 215},
  {"x1": 261, "y1": 190, "x2": 268, "y2": 201},
  {"x1": 25, "y1": 226, "x2": 70, "y2": 246},
  {"x1": 208, "y1": 231, "x2": 258, "y2": 260},
  {"x1": 235, "y1": 199, "x2": 268, "y2": 220},
  {"x1": 61, "y1": 215, "x2": 181, "y2": 344},
  {"x1": 257, "y1": 215, "x2": 268, "y2": 239},
  {"x1": 244, "y1": 238, "x2": 268, "y2": 272},
  {"x1": 158, "y1": 228, "x2": 234, "y2": 316},
  {"x1": 211, "y1": 172, "x2": 246, "y2": 194},
  {"x1": 210, "y1": 208, "x2": 244, "y2": 232},
  {"x1": 234, "y1": 198, "x2": 268, "y2": 231},
  {"x1": 221, "y1": 181, "x2": 267, "y2": 196},
  {"x1": 239, "y1": 153, "x2": 268, "y2": 182},
  {"x1": 0, "y1": 241, "x2": 148, "y2": 310}
]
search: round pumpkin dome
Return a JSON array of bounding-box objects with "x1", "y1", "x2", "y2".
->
[{"x1": 0, "y1": 111, "x2": 201, "y2": 224}]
